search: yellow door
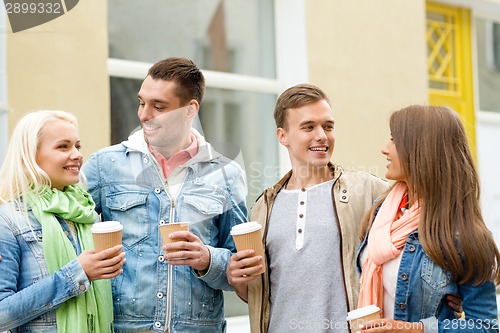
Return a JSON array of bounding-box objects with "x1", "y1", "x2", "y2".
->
[{"x1": 426, "y1": 2, "x2": 476, "y2": 157}]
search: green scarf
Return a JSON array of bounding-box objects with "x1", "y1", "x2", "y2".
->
[{"x1": 27, "y1": 185, "x2": 114, "y2": 333}]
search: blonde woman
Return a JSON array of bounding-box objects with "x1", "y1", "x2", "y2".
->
[
  {"x1": 0, "y1": 110, "x2": 125, "y2": 332},
  {"x1": 357, "y1": 105, "x2": 500, "y2": 332}
]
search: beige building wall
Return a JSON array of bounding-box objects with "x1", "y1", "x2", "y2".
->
[
  {"x1": 306, "y1": 0, "x2": 429, "y2": 179},
  {"x1": 6, "y1": 0, "x2": 109, "y2": 159}
]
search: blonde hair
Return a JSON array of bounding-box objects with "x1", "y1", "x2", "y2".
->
[{"x1": 0, "y1": 110, "x2": 79, "y2": 206}]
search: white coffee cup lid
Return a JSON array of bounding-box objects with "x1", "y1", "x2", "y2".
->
[
  {"x1": 230, "y1": 221, "x2": 262, "y2": 235},
  {"x1": 91, "y1": 221, "x2": 123, "y2": 233},
  {"x1": 346, "y1": 305, "x2": 380, "y2": 320}
]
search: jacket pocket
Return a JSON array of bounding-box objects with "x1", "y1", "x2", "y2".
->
[
  {"x1": 421, "y1": 256, "x2": 452, "y2": 289},
  {"x1": 420, "y1": 255, "x2": 452, "y2": 317},
  {"x1": 183, "y1": 193, "x2": 223, "y2": 217},
  {"x1": 106, "y1": 191, "x2": 149, "y2": 247},
  {"x1": 20, "y1": 228, "x2": 43, "y2": 259}
]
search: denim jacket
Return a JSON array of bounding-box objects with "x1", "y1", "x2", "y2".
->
[
  {"x1": 357, "y1": 230, "x2": 499, "y2": 333},
  {"x1": 0, "y1": 203, "x2": 92, "y2": 333},
  {"x1": 82, "y1": 129, "x2": 248, "y2": 333}
]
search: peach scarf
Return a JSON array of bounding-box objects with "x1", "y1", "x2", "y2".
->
[{"x1": 358, "y1": 182, "x2": 420, "y2": 315}]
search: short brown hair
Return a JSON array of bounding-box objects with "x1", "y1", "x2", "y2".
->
[
  {"x1": 274, "y1": 83, "x2": 330, "y2": 129},
  {"x1": 148, "y1": 57, "x2": 205, "y2": 105}
]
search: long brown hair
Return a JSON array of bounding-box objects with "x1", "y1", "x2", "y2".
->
[{"x1": 359, "y1": 105, "x2": 500, "y2": 285}]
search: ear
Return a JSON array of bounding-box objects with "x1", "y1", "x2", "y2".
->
[
  {"x1": 186, "y1": 100, "x2": 199, "y2": 119},
  {"x1": 276, "y1": 127, "x2": 288, "y2": 147}
]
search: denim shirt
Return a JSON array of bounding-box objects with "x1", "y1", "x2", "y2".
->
[
  {"x1": 357, "y1": 230, "x2": 499, "y2": 333},
  {"x1": 82, "y1": 130, "x2": 248, "y2": 333},
  {"x1": 0, "y1": 203, "x2": 91, "y2": 333}
]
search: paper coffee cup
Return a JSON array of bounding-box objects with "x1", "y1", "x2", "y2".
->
[
  {"x1": 91, "y1": 221, "x2": 123, "y2": 252},
  {"x1": 159, "y1": 222, "x2": 190, "y2": 253},
  {"x1": 346, "y1": 305, "x2": 381, "y2": 333},
  {"x1": 230, "y1": 222, "x2": 265, "y2": 274}
]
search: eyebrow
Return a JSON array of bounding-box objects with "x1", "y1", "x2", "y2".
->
[
  {"x1": 54, "y1": 139, "x2": 80, "y2": 144},
  {"x1": 137, "y1": 94, "x2": 168, "y2": 105},
  {"x1": 299, "y1": 120, "x2": 335, "y2": 126}
]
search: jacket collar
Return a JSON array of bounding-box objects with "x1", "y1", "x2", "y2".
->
[
  {"x1": 122, "y1": 128, "x2": 221, "y2": 164},
  {"x1": 261, "y1": 162, "x2": 343, "y2": 204}
]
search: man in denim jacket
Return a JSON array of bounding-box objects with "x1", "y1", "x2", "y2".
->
[{"x1": 83, "y1": 57, "x2": 248, "y2": 332}]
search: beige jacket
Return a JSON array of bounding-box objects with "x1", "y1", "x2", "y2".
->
[{"x1": 247, "y1": 163, "x2": 389, "y2": 333}]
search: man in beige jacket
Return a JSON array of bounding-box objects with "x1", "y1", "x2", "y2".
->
[{"x1": 226, "y1": 83, "x2": 389, "y2": 333}]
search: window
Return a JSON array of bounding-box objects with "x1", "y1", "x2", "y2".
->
[
  {"x1": 108, "y1": 0, "x2": 275, "y2": 78},
  {"x1": 476, "y1": 18, "x2": 500, "y2": 113},
  {"x1": 475, "y1": 16, "x2": 500, "y2": 266}
]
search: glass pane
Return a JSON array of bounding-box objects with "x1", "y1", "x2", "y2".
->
[
  {"x1": 427, "y1": 12, "x2": 457, "y2": 93},
  {"x1": 110, "y1": 77, "x2": 142, "y2": 145},
  {"x1": 108, "y1": 0, "x2": 276, "y2": 78},
  {"x1": 476, "y1": 18, "x2": 500, "y2": 113},
  {"x1": 200, "y1": 87, "x2": 279, "y2": 205}
]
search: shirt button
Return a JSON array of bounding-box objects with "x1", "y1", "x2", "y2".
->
[
  {"x1": 408, "y1": 245, "x2": 416, "y2": 252},
  {"x1": 298, "y1": 229, "x2": 303, "y2": 234},
  {"x1": 299, "y1": 214, "x2": 304, "y2": 218},
  {"x1": 166, "y1": 165, "x2": 171, "y2": 169},
  {"x1": 159, "y1": 219, "x2": 166, "y2": 225},
  {"x1": 300, "y1": 201, "x2": 304, "y2": 205},
  {"x1": 157, "y1": 292, "x2": 164, "y2": 299},
  {"x1": 301, "y1": 188, "x2": 306, "y2": 192},
  {"x1": 158, "y1": 256, "x2": 165, "y2": 262},
  {"x1": 154, "y1": 188, "x2": 161, "y2": 194},
  {"x1": 342, "y1": 189, "x2": 347, "y2": 193},
  {"x1": 64, "y1": 230, "x2": 69, "y2": 236},
  {"x1": 79, "y1": 283, "x2": 86, "y2": 291},
  {"x1": 154, "y1": 321, "x2": 162, "y2": 328},
  {"x1": 398, "y1": 303, "x2": 406, "y2": 310},
  {"x1": 342, "y1": 196, "x2": 347, "y2": 200},
  {"x1": 401, "y1": 273, "x2": 408, "y2": 280},
  {"x1": 143, "y1": 157, "x2": 149, "y2": 163}
]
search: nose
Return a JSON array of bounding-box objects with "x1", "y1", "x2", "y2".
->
[
  {"x1": 381, "y1": 142, "x2": 390, "y2": 155},
  {"x1": 138, "y1": 104, "x2": 154, "y2": 122},
  {"x1": 314, "y1": 127, "x2": 327, "y2": 142},
  {"x1": 70, "y1": 147, "x2": 83, "y2": 161}
]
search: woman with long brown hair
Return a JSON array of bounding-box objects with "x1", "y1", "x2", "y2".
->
[{"x1": 357, "y1": 105, "x2": 500, "y2": 332}]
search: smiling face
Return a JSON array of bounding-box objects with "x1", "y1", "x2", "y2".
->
[
  {"x1": 381, "y1": 137, "x2": 407, "y2": 182},
  {"x1": 277, "y1": 99, "x2": 335, "y2": 171},
  {"x1": 36, "y1": 119, "x2": 83, "y2": 191},
  {"x1": 137, "y1": 76, "x2": 197, "y2": 158}
]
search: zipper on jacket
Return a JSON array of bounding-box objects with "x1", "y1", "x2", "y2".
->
[
  {"x1": 165, "y1": 196, "x2": 176, "y2": 331},
  {"x1": 148, "y1": 157, "x2": 176, "y2": 333},
  {"x1": 145, "y1": 150, "x2": 193, "y2": 331},
  {"x1": 163, "y1": 175, "x2": 187, "y2": 332}
]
